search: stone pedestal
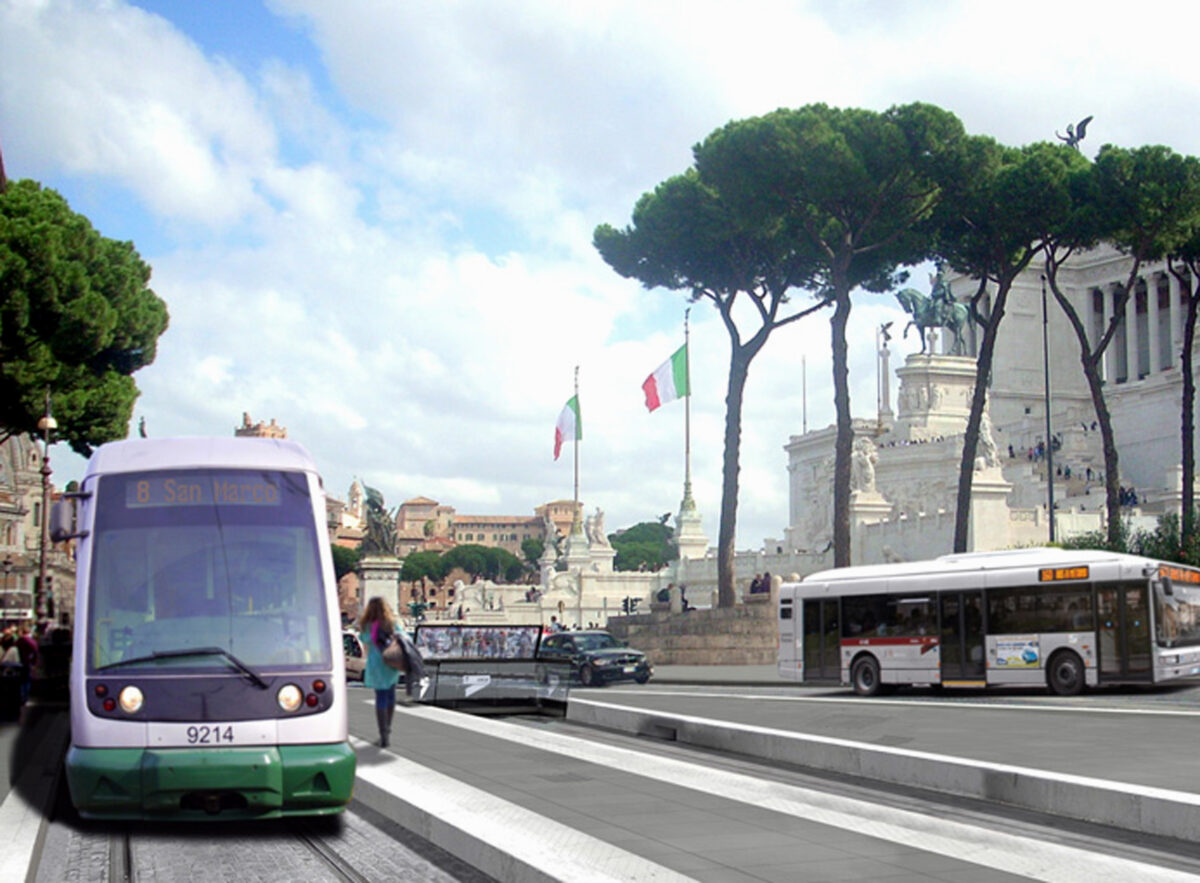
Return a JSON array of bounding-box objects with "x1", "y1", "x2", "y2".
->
[
  {"x1": 675, "y1": 482, "x2": 709, "y2": 561},
  {"x1": 359, "y1": 555, "x2": 402, "y2": 613},
  {"x1": 538, "y1": 544, "x2": 557, "y2": 589},
  {"x1": 589, "y1": 545, "x2": 616, "y2": 573},
  {"x1": 967, "y1": 469, "x2": 1015, "y2": 551},
  {"x1": 563, "y1": 520, "x2": 591, "y2": 572},
  {"x1": 894, "y1": 354, "x2": 978, "y2": 440}
]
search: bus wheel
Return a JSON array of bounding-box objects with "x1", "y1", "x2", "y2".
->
[
  {"x1": 851, "y1": 656, "x2": 882, "y2": 697},
  {"x1": 1047, "y1": 650, "x2": 1084, "y2": 696}
]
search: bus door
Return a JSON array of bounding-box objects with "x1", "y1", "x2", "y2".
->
[
  {"x1": 939, "y1": 591, "x2": 985, "y2": 682},
  {"x1": 802, "y1": 598, "x2": 840, "y2": 681},
  {"x1": 1096, "y1": 582, "x2": 1152, "y2": 682}
]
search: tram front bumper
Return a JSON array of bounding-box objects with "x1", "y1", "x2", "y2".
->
[{"x1": 65, "y1": 742, "x2": 356, "y2": 820}]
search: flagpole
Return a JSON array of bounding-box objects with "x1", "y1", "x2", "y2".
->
[
  {"x1": 684, "y1": 308, "x2": 692, "y2": 496},
  {"x1": 573, "y1": 364, "x2": 581, "y2": 532}
]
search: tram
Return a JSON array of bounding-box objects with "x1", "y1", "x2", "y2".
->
[{"x1": 55, "y1": 437, "x2": 355, "y2": 819}]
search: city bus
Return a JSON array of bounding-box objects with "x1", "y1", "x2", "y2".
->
[
  {"x1": 54, "y1": 437, "x2": 355, "y2": 819},
  {"x1": 778, "y1": 548, "x2": 1200, "y2": 696}
]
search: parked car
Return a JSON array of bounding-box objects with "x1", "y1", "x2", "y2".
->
[
  {"x1": 343, "y1": 630, "x2": 365, "y2": 681},
  {"x1": 538, "y1": 630, "x2": 652, "y2": 687}
]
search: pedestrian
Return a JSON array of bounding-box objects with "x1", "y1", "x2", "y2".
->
[
  {"x1": 357, "y1": 597, "x2": 401, "y2": 747},
  {"x1": 16, "y1": 626, "x2": 37, "y2": 704}
]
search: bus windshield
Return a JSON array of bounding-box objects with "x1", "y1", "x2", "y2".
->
[
  {"x1": 86, "y1": 468, "x2": 330, "y2": 673},
  {"x1": 1156, "y1": 580, "x2": 1200, "y2": 649}
]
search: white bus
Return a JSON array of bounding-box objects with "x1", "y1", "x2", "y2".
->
[{"x1": 778, "y1": 548, "x2": 1200, "y2": 696}]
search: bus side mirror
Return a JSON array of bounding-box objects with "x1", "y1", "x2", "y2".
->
[
  {"x1": 50, "y1": 497, "x2": 88, "y2": 542},
  {"x1": 1161, "y1": 577, "x2": 1175, "y2": 597}
]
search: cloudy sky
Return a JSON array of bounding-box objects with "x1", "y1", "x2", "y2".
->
[{"x1": 3, "y1": 0, "x2": 1198, "y2": 548}]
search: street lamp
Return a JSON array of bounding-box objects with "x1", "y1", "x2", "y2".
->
[{"x1": 37, "y1": 389, "x2": 57, "y2": 623}]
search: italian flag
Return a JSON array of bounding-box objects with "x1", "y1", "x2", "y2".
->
[
  {"x1": 642, "y1": 344, "x2": 689, "y2": 412},
  {"x1": 554, "y1": 396, "x2": 581, "y2": 460}
]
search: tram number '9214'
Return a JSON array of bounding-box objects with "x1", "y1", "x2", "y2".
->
[{"x1": 187, "y1": 725, "x2": 234, "y2": 745}]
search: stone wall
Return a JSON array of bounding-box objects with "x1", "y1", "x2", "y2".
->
[{"x1": 605, "y1": 596, "x2": 777, "y2": 666}]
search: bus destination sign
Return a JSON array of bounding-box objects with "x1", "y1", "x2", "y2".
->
[
  {"x1": 1038, "y1": 566, "x2": 1089, "y2": 582},
  {"x1": 1159, "y1": 564, "x2": 1200, "y2": 584},
  {"x1": 126, "y1": 474, "x2": 282, "y2": 508}
]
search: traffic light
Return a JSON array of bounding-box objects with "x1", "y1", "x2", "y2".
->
[
  {"x1": 621, "y1": 597, "x2": 632, "y2": 614},
  {"x1": 629, "y1": 598, "x2": 640, "y2": 613}
]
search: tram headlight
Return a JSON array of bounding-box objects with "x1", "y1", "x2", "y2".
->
[
  {"x1": 277, "y1": 684, "x2": 303, "y2": 712},
  {"x1": 118, "y1": 685, "x2": 144, "y2": 714}
]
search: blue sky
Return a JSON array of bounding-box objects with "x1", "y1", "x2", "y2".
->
[{"x1": 4, "y1": 0, "x2": 1200, "y2": 547}]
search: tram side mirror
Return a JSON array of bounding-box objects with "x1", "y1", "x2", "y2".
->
[
  {"x1": 1161, "y1": 577, "x2": 1175, "y2": 597},
  {"x1": 50, "y1": 498, "x2": 84, "y2": 543}
]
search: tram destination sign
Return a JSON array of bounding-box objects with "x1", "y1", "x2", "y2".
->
[
  {"x1": 125, "y1": 473, "x2": 283, "y2": 508},
  {"x1": 1038, "y1": 566, "x2": 1089, "y2": 582}
]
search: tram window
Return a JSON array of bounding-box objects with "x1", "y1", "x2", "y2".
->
[{"x1": 988, "y1": 585, "x2": 1094, "y2": 634}]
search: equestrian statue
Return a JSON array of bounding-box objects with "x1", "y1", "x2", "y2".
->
[{"x1": 894, "y1": 265, "x2": 970, "y2": 356}]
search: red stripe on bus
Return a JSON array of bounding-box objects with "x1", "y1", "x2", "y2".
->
[{"x1": 840, "y1": 637, "x2": 939, "y2": 647}]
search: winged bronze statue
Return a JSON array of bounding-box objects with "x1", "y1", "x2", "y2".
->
[{"x1": 1056, "y1": 115, "x2": 1093, "y2": 150}]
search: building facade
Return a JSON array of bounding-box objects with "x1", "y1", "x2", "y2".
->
[{"x1": 780, "y1": 247, "x2": 1196, "y2": 568}]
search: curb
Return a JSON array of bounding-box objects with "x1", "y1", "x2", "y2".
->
[{"x1": 567, "y1": 697, "x2": 1200, "y2": 844}]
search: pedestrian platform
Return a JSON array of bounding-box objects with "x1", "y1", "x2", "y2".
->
[
  {"x1": 348, "y1": 696, "x2": 1200, "y2": 882},
  {"x1": 566, "y1": 685, "x2": 1200, "y2": 843}
]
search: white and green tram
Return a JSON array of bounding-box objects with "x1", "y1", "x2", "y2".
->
[
  {"x1": 778, "y1": 548, "x2": 1200, "y2": 696},
  {"x1": 57, "y1": 437, "x2": 355, "y2": 819}
]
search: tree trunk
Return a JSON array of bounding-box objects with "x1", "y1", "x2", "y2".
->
[
  {"x1": 1182, "y1": 290, "x2": 1199, "y2": 545},
  {"x1": 831, "y1": 290, "x2": 853, "y2": 567},
  {"x1": 1080, "y1": 361, "x2": 1124, "y2": 548},
  {"x1": 717, "y1": 349, "x2": 751, "y2": 608},
  {"x1": 953, "y1": 286, "x2": 1009, "y2": 553},
  {"x1": 1046, "y1": 257, "x2": 1133, "y2": 550}
]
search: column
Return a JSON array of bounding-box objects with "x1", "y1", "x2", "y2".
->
[
  {"x1": 1168, "y1": 270, "x2": 1183, "y2": 370},
  {"x1": 1147, "y1": 275, "x2": 1161, "y2": 375},
  {"x1": 1123, "y1": 284, "x2": 1137, "y2": 382},
  {"x1": 1100, "y1": 284, "x2": 1113, "y2": 383}
]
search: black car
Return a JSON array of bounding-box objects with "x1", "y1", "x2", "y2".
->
[{"x1": 538, "y1": 630, "x2": 652, "y2": 687}]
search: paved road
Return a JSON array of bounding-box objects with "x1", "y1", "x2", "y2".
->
[{"x1": 8, "y1": 674, "x2": 1200, "y2": 881}]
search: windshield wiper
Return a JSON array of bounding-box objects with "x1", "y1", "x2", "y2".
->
[{"x1": 96, "y1": 646, "x2": 269, "y2": 689}]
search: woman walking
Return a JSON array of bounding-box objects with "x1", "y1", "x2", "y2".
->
[{"x1": 357, "y1": 597, "x2": 401, "y2": 747}]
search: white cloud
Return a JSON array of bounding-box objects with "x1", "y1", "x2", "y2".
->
[{"x1": 14, "y1": 0, "x2": 1200, "y2": 550}]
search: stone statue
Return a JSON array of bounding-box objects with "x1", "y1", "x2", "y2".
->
[
  {"x1": 851, "y1": 437, "x2": 878, "y2": 494},
  {"x1": 1056, "y1": 115, "x2": 1093, "y2": 151},
  {"x1": 895, "y1": 265, "x2": 970, "y2": 355},
  {"x1": 975, "y1": 413, "x2": 1001, "y2": 471},
  {"x1": 542, "y1": 512, "x2": 558, "y2": 546},
  {"x1": 362, "y1": 485, "x2": 398, "y2": 555},
  {"x1": 586, "y1": 507, "x2": 610, "y2": 547}
]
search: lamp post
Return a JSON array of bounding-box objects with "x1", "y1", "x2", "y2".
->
[
  {"x1": 1041, "y1": 276, "x2": 1056, "y2": 542},
  {"x1": 37, "y1": 390, "x2": 57, "y2": 623}
]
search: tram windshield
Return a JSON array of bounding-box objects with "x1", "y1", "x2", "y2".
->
[
  {"x1": 86, "y1": 468, "x2": 331, "y2": 673},
  {"x1": 1156, "y1": 579, "x2": 1200, "y2": 649}
]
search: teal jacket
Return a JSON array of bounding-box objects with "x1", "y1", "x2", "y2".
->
[{"x1": 360, "y1": 624, "x2": 401, "y2": 691}]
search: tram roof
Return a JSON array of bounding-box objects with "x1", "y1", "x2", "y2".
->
[
  {"x1": 82, "y1": 437, "x2": 320, "y2": 480},
  {"x1": 802, "y1": 547, "x2": 1143, "y2": 584}
]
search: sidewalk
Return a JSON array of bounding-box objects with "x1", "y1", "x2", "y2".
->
[{"x1": 650, "y1": 664, "x2": 792, "y2": 686}]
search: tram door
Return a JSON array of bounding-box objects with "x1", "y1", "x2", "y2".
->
[
  {"x1": 940, "y1": 591, "x2": 985, "y2": 681},
  {"x1": 802, "y1": 599, "x2": 841, "y2": 681},
  {"x1": 1096, "y1": 582, "x2": 1152, "y2": 681}
]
